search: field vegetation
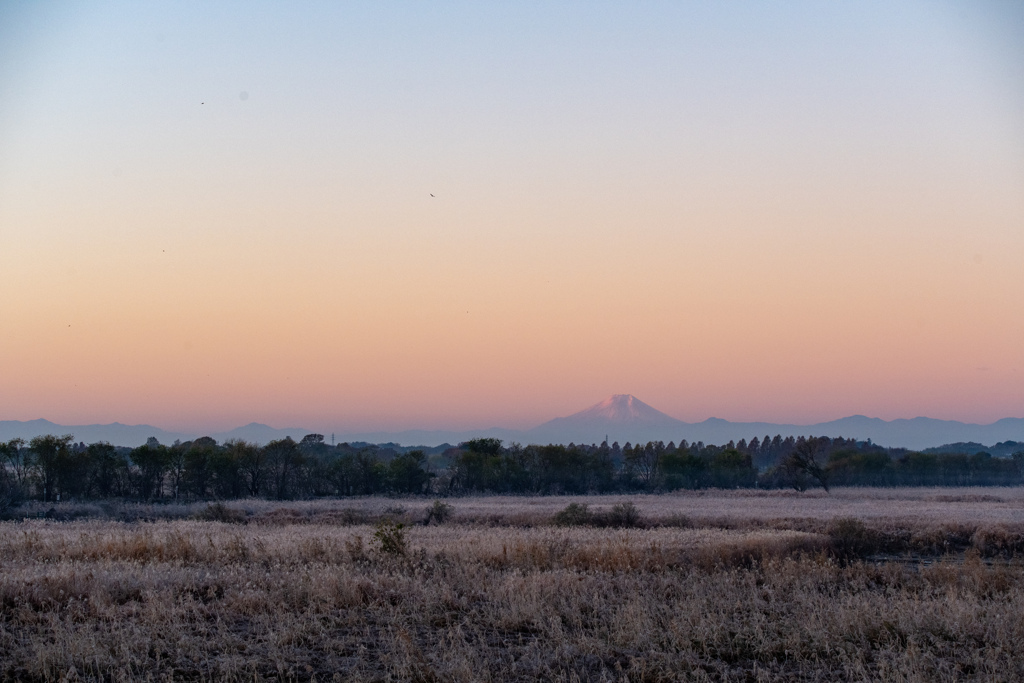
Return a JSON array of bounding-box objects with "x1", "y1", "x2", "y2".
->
[{"x1": 3, "y1": 489, "x2": 1024, "y2": 681}]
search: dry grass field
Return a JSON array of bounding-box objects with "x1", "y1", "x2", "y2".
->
[{"x1": 3, "y1": 488, "x2": 1024, "y2": 681}]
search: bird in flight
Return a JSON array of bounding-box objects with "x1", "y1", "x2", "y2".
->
[{"x1": 430, "y1": 193, "x2": 435, "y2": 197}]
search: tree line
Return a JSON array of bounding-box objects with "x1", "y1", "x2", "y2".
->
[
  {"x1": 1, "y1": 433, "x2": 1022, "y2": 507},
  {"x1": 450, "y1": 436, "x2": 1024, "y2": 493}
]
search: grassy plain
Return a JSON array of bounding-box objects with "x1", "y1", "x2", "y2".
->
[{"x1": 3, "y1": 488, "x2": 1024, "y2": 681}]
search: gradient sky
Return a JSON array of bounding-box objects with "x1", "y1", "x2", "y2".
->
[{"x1": 1, "y1": 1, "x2": 1023, "y2": 432}]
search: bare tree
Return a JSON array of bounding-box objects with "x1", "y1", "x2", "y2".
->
[
  {"x1": 781, "y1": 436, "x2": 830, "y2": 492},
  {"x1": 227, "y1": 440, "x2": 265, "y2": 497},
  {"x1": 0, "y1": 438, "x2": 28, "y2": 487},
  {"x1": 29, "y1": 435, "x2": 74, "y2": 502}
]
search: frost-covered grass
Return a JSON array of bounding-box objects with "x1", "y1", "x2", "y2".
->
[
  {"x1": 15, "y1": 485, "x2": 1024, "y2": 527},
  {"x1": 3, "y1": 490, "x2": 1024, "y2": 680}
]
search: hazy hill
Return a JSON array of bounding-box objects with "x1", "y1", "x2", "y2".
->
[
  {"x1": 3, "y1": 396, "x2": 1023, "y2": 451},
  {"x1": 0, "y1": 419, "x2": 188, "y2": 447},
  {"x1": 923, "y1": 441, "x2": 1024, "y2": 458},
  {"x1": 210, "y1": 423, "x2": 315, "y2": 445}
]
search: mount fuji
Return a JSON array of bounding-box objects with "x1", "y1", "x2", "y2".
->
[{"x1": 525, "y1": 394, "x2": 684, "y2": 444}]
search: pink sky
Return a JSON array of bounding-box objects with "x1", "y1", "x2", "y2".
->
[{"x1": 1, "y1": 2, "x2": 1022, "y2": 431}]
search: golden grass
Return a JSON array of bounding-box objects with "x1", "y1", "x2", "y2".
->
[{"x1": 2, "y1": 506, "x2": 1024, "y2": 681}]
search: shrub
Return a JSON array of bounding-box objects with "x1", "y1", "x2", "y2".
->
[
  {"x1": 553, "y1": 502, "x2": 641, "y2": 527},
  {"x1": 424, "y1": 500, "x2": 453, "y2": 525},
  {"x1": 373, "y1": 519, "x2": 407, "y2": 555},
  {"x1": 337, "y1": 507, "x2": 366, "y2": 525},
  {"x1": 606, "y1": 501, "x2": 642, "y2": 528},
  {"x1": 971, "y1": 525, "x2": 1024, "y2": 558},
  {"x1": 662, "y1": 513, "x2": 691, "y2": 528},
  {"x1": 0, "y1": 477, "x2": 22, "y2": 518},
  {"x1": 827, "y1": 517, "x2": 877, "y2": 561},
  {"x1": 193, "y1": 502, "x2": 246, "y2": 524},
  {"x1": 552, "y1": 503, "x2": 592, "y2": 526}
]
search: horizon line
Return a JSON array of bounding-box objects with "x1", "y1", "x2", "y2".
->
[{"x1": 4, "y1": 412, "x2": 1024, "y2": 436}]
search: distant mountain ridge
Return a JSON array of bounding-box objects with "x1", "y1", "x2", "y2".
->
[
  {"x1": 2, "y1": 395, "x2": 1023, "y2": 451},
  {"x1": 0, "y1": 420, "x2": 311, "y2": 449},
  {"x1": 0, "y1": 419, "x2": 190, "y2": 447},
  {"x1": 528, "y1": 399, "x2": 1024, "y2": 452}
]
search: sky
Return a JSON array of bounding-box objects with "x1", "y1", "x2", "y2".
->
[{"x1": 1, "y1": 1, "x2": 1023, "y2": 432}]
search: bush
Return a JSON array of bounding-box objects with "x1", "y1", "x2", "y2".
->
[
  {"x1": 424, "y1": 500, "x2": 453, "y2": 525},
  {"x1": 553, "y1": 502, "x2": 642, "y2": 528},
  {"x1": 663, "y1": 513, "x2": 691, "y2": 528},
  {"x1": 337, "y1": 507, "x2": 367, "y2": 525},
  {"x1": 0, "y1": 477, "x2": 22, "y2": 518},
  {"x1": 193, "y1": 502, "x2": 247, "y2": 524},
  {"x1": 971, "y1": 525, "x2": 1024, "y2": 558},
  {"x1": 373, "y1": 519, "x2": 407, "y2": 555},
  {"x1": 605, "y1": 501, "x2": 642, "y2": 528},
  {"x1": 827, "y1": 518, "x2": 877, "y2": 561},
  {"x1": 552, "y1": 503, "x2": 592, "y2": 526}
]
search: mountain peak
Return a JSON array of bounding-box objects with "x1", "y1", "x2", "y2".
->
[
  {"x1": 570, "y1": 394, "x2": 679, "y2": 425},
  {"x1": 526, "y1": 394, "x2": 685, "y2": 443}
]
